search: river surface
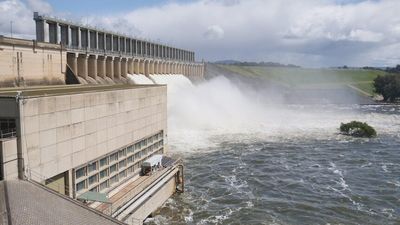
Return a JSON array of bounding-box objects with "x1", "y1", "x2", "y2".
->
[{"x1": 143, "y1": 76, "x2": 400, "y2": 225}]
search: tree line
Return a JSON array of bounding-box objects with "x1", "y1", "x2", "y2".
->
[{"x1": 373, "y1": 65, "x2": 400, "y2": 102}]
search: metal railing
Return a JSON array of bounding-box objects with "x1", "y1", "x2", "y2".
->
[{"x1": 0, "y1": 129, "x2": 16, "y2": 139}]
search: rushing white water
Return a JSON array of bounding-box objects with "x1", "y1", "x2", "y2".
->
[
  {"x1": 165, "y1": 76, "x2": 400, "y2": 153},
  {"x1": 129, "y1": 73, "x2": 400, "y2": 153},
  {"x1": 149, "y1": 74, "x2": 194, "y2": 95},
  {"x1": 143, "y1": 74, "x2": 400, "y2": 225},
  {"x1": 127, "y1": 74, "x2": 154, "y2": 84}
]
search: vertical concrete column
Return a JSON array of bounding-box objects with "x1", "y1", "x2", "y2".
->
[
  {"x1": 77, "y1": 54, "x2": 89, "y2": 79},
  {"x1": 114, "y1": 57, "x2": 121, "y2": 79},
  {"x1": 121, "y1": 58, "x2": 128, "y2": 78},
  {"x1": 103, "y1": 34, "x2": 107, "y2": 51},
  {"x1": 154, "y1": 62, "x2": 158, "y2": 74},
  {"x1": 88, "y1": 55, "x2": 98, "y2": 80},
  {"x1": 144, "y1": 60, "x2": 149, "y2": 76},
  {"x1": 150, "y1": 60, "x2": 155, "y2": 75},
  {"x1": 35, "y1": 19, "x2": 46, "y2": 42},
  {"x1": 134, "y1": 59, "x2": 139, "y2": 74},
  {"x1": 97, "y1": 56, "x2": 106, "y2": 79},
  {"x1": 106, "y1": 56, "x2": 114, "y2": 79},
  {"x1": 67, "y1": 53, "x2": 78, "y2": 75},
  {"x1": 110, "y1": 34, "x2": 114, "y2": 52},
  {"x1": 95, "y1": 31, "x2": 98, "y2": 50},
  {"x1": 87, "y1": 30, "x2": 91, "y2": 50},
  {"x1": 67, "y1": 25, "x2": 72, "y2": 46},
  {"x1": 128, "y1": 58, "x2": 134, "y2": 74},
  {"x1": 56, "y1": 23, "x2": 61, "y2": 44},
  {"x1": 43, "y1": 21, "x2": 50, "y2": 42},
  {"x1": 78, "y1": 27, "x2": 82, "y2": 48}
]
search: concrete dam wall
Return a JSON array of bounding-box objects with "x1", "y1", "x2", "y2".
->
[{"x1": 0, "y1": 13, "x2": 204, "y2": 88}]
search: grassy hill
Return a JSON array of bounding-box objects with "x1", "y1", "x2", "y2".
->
[{"x1": 216, "y1": 64, "x2": 385, "y2": 96}]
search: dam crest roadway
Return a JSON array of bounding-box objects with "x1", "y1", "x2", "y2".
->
[{"x1": 34, "y1": 12, "x2": 204, "y2": 85}]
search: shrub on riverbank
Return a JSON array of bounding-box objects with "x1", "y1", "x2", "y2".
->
[
  {"x1": 373, "y1": 74, "x2": 400, "y2": 102},
  {"x1": 340, "y1": 121, "x2": 377, "y2": 138}
]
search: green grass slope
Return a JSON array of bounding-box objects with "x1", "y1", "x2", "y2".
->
[{"x1": 217, "y1": 64, "x2": 385, "y2": 96}]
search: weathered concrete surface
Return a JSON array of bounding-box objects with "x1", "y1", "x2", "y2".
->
[{"x1": 0, "y1": 36, "x2": 66, "y2": 87}]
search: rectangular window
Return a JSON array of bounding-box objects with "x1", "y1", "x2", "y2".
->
[
  {"x1": 127, "y1": 146, "x2": 134, "y2": 154},
  {"x1": 119, "y1": 148, "x2": 126, "y2": 158},
  {"x1": 100, "y1": 169, "x2": 109, "y2": 179},
  {"x1": 75, "y1": 167, "x2": 86, "y2": 179},
  {"x1": 76, "y1": 180, "x2": 86, "y2": 192},
  {"x1": 128, "y1": 166, "x2": 134, "y2": 174},
  {"x1": 90, "y1": 186, "x2": 98, "y2": 192},
  {"x1": 110, "y1": 175, "x2": 118, "y2": 185},
  {"x1": 99, "y1": 181, "x2": 108, "y2": 191},
  {"x1": 119, "y1": 159, "x2": 126, "y2": 169},
  {"x1": 119, "y1": 170, "x2": 126, "y2": 179},
  {"x1": 88, "y1": 174, "x2": 98, "y2": 186},
  {"x1": 110, "y1": 152, "x2": 118, "y2": 163},
  {"x1": 110, "y1": 164, "x2": 118, "y2": 174},
  {"x1": 88, "y1": 162, "x2": 97, "y2": 173},
  {"x1": 100, "y1": 157, "x2": 109, "y2": 167},
  {"x1": 127, "y1": 155, "x2": 134, "y2": 164}
]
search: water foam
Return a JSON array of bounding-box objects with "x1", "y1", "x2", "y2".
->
[{"x1": 127, "y1": 74, "x2": 154, "y2": 84}]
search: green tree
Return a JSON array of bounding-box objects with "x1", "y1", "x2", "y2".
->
[{"x1": 373, "y1": 74, "x2": 400, "y2": 102}]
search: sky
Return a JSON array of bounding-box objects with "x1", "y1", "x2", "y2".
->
[{"x1": 0, "y1": 0, "x2": 399, "y2": 67}]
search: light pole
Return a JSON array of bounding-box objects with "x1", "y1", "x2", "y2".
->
[{"x1": 10, "y1": 21, "x2": 13, "y2": 38}]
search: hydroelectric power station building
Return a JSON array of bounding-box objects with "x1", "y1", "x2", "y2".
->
[{"x1": 0, "y1": 12, "x2": 203, "y2": 225}]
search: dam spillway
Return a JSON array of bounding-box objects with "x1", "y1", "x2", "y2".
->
[
  {"x1": 0, "y1": 12, "x2": 204, "y2": 87},
  {"x1": 0, "y1": 11, "x2": 199, "y2": 225}
]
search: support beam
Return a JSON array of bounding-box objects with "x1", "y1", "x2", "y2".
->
[
  {"x1": 67, "y1": 53, "x2": 78, "y2": 75},
  {"x1": 114, "y1": 57, "x2": 121, "y2": 79},
  {"x1": 106, "y1": 56, "x2": 114, "y2": 79},
  {"x1": 144, "y1": 60, "x2": 149, "y2": 76},
  {"x1": 134, "y1": 59, "x2": 140, "y2": 74},
  {"x1": 121, "y1": 58, "x2": 128, "y2": 78},
  {"x1": 88, "y1": 55, "x2": 97, "y2": 80},
  {"x1": 97, "y1": 56, "x2": 106, "y2": 79},
  {"x1": 77, "y1": 54, "x2": 88, "y2": 79},
  {"x1": 128, "y1": 58, "x2": 134, "y2": 74}
]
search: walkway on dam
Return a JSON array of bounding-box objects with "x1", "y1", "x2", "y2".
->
[{"x1": 93, "y1": 158, "x2": 182, "y2": 215}]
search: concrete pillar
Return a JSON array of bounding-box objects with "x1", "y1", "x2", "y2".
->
[
  {"x1": 67, "y1": 53, "x2": 78, "y2": 75},
  {"x1": 95, "y1": 31, "x2": 99, "y2": 50},
  {"x1": 128, "y1": 58, "x2": 134, "y2": 74},
  {"x1": 134, "y1": 59, "x2": 140, "y2": 74},
  {"x1": 106, "y1": 56, "x2": 114, "y2": 79},
  {"x1": 78, "y1": 27, "x2": 82, "y2": 48},
  {"x1": 77, "y1": 54, "x2": 88, "y2": 79},
  {"x1": 144, "y1": 60, "x2": 149, "y2": 76},
  {"x1": 121, "y1": 58, "x2": 128, "y2": 78},
  {"x1": 150, "y1": 60, "x2": 155, "y2": 75},
  {"x1": 68, "y1": 25, "x2": 72, "y2": 46},
  {"x1": 114, "y1": 57, "x2": 121, "y2": 79},
  {"x1": 97, "y1": 56, "x2": 106, "y2": 79},
  {"x1": 35, "y1": 19, "x2": 46, "y2": 42},
  {"x1": 56, "y1": 23, "x2": 61, "y2": 44},
  {"x1": 154, "y1": 61, "x2": 158, "y2": 74},
  {"x1": 88, "y1": 55, "x2": 97, "y2": 80},
  {"x1": 87, "y1": 30, "x2": 91, "y2": 50}
]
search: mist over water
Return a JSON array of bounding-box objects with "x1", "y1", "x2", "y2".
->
[{"x1": 142, "y1": 74, "x2": 400, "y2": 225}]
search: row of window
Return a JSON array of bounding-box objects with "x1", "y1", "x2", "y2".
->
[
  {"x1": 75, "y1": 131, "x2": 164, "y2": 180},
  {"x1": 76, "y1": 148, "x2": 164, "y2": 193},
  {"x1": 74, "y1": 131, "x2": 164, "y2": 194}
]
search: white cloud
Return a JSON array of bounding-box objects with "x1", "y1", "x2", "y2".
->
[
  {"x1": 204, "y1": 25, "x2": 224, "y2": 40},
  {"x1": 1, "y1": 0, "x2": 399, "y2": 67},
  {"x1": 0, "y1": 0, "x2": 35, "y2": 38},
  {"x1": 26, "y1": 0, "x2": 52, "y2": 14}
]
